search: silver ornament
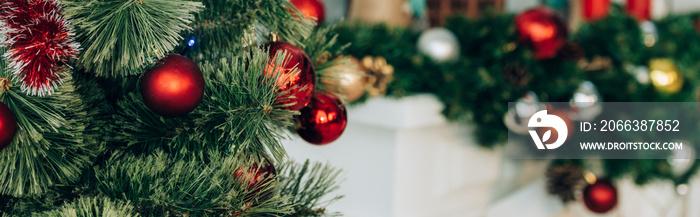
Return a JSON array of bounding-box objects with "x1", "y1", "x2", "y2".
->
[
  {"x1": 417, "y1": 27, "x2": 460, "y2": 63},
  {"x1": 504, "y1": 92, "x2": 544, "y2": 135},
  {"x1": 641, "y1": 21, "x2": 658, "y2": 47},
  {"x1": 626, "y1": 64, "x2": 650, "y2": 85},
  {"x1": 570, "y1": 81, "x2": 602, "y2": 122},
  {"x1": 669, "y1": 142, "x2": 695, "y2": 178}
]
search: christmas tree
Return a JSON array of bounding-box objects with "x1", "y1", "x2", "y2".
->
[{"x1": 0, "y1": 0, "x2": 347, "y2": 215}]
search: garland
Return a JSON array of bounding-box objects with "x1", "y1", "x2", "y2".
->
[{"x1": 334, "y1": 5, "x2": 700, "y2": 186}]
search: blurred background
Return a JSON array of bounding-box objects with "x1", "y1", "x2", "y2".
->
[{"x1": 284, "y1": 0, "x2": 700, "y2": 216}]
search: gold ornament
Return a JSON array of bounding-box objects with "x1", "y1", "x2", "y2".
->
[
  {"x1": 362, "y1": 56, "x2": 394, "y2": 97},
  {"x1": 649, "y1": 58, "x2": 683, "y2": 94},
  {"x1": 321, "y1": 56, "x2": 367, "y2": 102}
]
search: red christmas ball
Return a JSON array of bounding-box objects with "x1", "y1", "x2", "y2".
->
[
  {"x1": 583, "y1": 179, "x2": 617, "y2": 213},
  {"x1": 265, "y1": 42, "x2": 316, "y2": 111},
  {"x1": 234, "y1": 159, "x2": 276, "y2": 192},
  {"x1": 296, "y1": 92, "x2": 347, "y2": 145},
  {"x1": 626, "y1": 0, "x2": 651, "y2": 22},
  {"x1": 0, "y1": 102, "x2": 17, "y2": 151},
  {"x1": 515, "y1": 7, "x2": 568, "y2": 60},
  {"x1": 583, "y1": 0, "x2": 610, "y2": 22},
  {"x1": 290, "y1": 0, "x2": 326, "y2": 25},
  {"x1": 140, "y1": 54, "x2": 205, "y2": 117}
]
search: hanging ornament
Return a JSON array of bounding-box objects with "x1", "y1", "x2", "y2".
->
[
  {"x1": 583, "y1": 178, "x2": 618, "y2": 213},
  {"x1": 0, "y1": 100, "x2": 17, "y2": 151},
  {"x1": 570, "y1": 81, "x2": 602, "y2": 122},
  {"x1": 296, "y1": 92, "x2": 348, "y2": 145},
  {"x1": 0, "y1": 0, "x2": 80, "y2": 96},
  {"x1": 649, "y1": 58, "x2": 683, "y2": 94},
  {"x1": 626, "y1": 0, "x2": 651, "y2": 22},
  {"x1": 361, "y1": 56, "x2": 394, "y2": 97},
  {"x1": 625, "y1": 63, "x2": 651, "y2": 84},
  {"x1": 546, "y1": 164, "x2": 583, "y2": 203},
  {"x1": 290, "y1": 0, "x2": 326, "y2": 25},
  {"x1": 668, "y1": 142, "x2": 695, "y2": 178},
  {"x1": 515, "y1": 7, "x2": 568, "y2": 60},
  {"x1": 416, "y1": 27, "x2": 460, "y2": 63},
  {"x1": 140, "y1": 54, "x2": 205, "y2": 118},
  {"x1": 504, "y1": 92, "x2": 544, "y2": 135},
  {"x1": 641, "y1": 21, "x2": 658, "y2": 47},
  {"x1": 321, "y1": 56, "x2": 367, "y2": 102},
  {"x1": 583, "y1": 0, "x2": 611, "y2": 22},
  {"x1": 264, "y1": 41, "x2": 316, "y2": 111},
  {"x1": 234, "y1": 158, "x2": 277, "y2": 193}
]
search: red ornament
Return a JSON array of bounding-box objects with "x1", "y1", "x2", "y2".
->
[
  {"x1": 234, "y1": 159, "x2": 276, "y2": 192},
  {"x1": 583, "y1": 0, "x2": 610, "y2": 22},
  {"x1": 583, "y1": 179, "x2": 618, "y2": 213},
  {"x1": 0, "y1": 0, "x2": 80, "y2": 96},
  {"x1": 290, "y1": 0, "x2": 326, "y2": 25},
  {"x1": 265, "y1": 42, "x2": 316, "y2": 111},
  {"x1": 296, "y1": 92, "x2": 347, "y2": 145},
  {"x1": 626, "y1": 0, "x2": 651, "y2": 22},
  {"x1": 140, "y1": 54, "x2": 205, "y2": 117},
  {"x1": 515, "y1": 7, "x2": 568, "y2": 60},
  {"x1": 0, "y1": 101, "x2": 17, "y2": 151}
]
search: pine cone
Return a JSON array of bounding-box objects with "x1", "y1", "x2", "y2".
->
[{"x1": 546, "y1": 164, "x2": 584, "y2": 203}]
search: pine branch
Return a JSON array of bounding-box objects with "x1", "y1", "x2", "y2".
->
[
  {"x1": 92, "y1": 150, "x2": 294, "y2": 216},
  {"x1": 0, "y1": 64, "x2": 98, "y2": 197},
  {"x1": 185, "y1": 0, "x2": 314, "y2": 62},
  {"x1": 64, "y1": 0, "x2": 204, "y2": 78},
  {"x1": 32, "y1": 197, "x2": 138, "y2": 217},
  {"x1": 278, "y1": 160, "x2": 343, "y2": 217}
]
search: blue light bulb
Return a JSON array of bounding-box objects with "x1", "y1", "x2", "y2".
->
[{"x1": 187, "y1": 38, "x2": 195, "y2": 47}]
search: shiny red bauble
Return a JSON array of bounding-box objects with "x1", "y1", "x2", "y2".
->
[
  {"x1": 626, "y1": 0, "x2": 651, "y2": 22},
  {"x1": 296, "y1": 92, "x2": 347, "y2": 145},
  {"x1": 583, "y1": 0, "x2": 610, "y2": 22},
  {"x1": 234, "y1": 159, "x2": 276, "y2": 192},
  {"x1": 583, "y1": 179, "x2": 617, "y2": 213},
  {"x1": 515, "y1": 7, "x2": 568, "y2": 60},
  {"x1": 265, "y1": 42, "x2": 316, "y2": 111},
  {"x1": 140, "y1": 54, "x2": 205, "y2": 118},
  {"x1": 290, "y1": 0, "x2": 326, "y2": 25},
  {"x1": 0, "y1": 101, "x2": 17, "y2": 151}
]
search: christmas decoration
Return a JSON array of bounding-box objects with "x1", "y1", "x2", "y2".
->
[
  {"x1": 649, "y1": 58, "x2": 683, "y2": 94},
  {"x1": 583, "y1": 178, "x2": 618, "y2": 213},
  {"x1": 0, "y1": 0, "x2": 80, "y2": 96},
  {"x1": 321, "y1": 56, "x2": 367, "y2": 102},
  {"x1": 668, "y1": 143, "x2": 695, "y2": 178},
  {"x1": 417, "y1": 27, "x2": 460, "y2": 63},
  {"x1": 290, "y1": 0, "x2": 326, "y2": 25},
  {"x1": 0, "y1": 101, "x2": 17, "y2": 151},
  {"x1": 583, "y1": 0, "x2": 610, "y2": 22},
  {"x1": 546, "y1": 164, "x2": 583, "y2": 203},
  {"x1": 296, "y1": 92, "x2": 347, "y2": 145},
  {"x1": 641, "y1": 21, "x2": 658, "y2": 47},
  {"x1": 569, "y1": 81, "x2": 602, "y2": 122},
  {"x1": 515, "y1": 7, "x2": 568, "y2": 60},
  {"x1": 140, "y1": 54, "x2": 205, "y2": 117},
  {"x1": 504, "y1": 92, "x2": 543, "y2": 135},
  {"x1": 361, "y1": 56, "x2": 394, "y2": 97},
  {"x1": 265, "y1": 41, "x2": 316, "y2": 111},
  {"x1": 234, "y1": 159, "x2": 277, "y2": 192},
  {"x1": 577, "y1": 56, "x2": 613, "y2": 71},
  {"x1": 626, "y1": 0, "x2": 651, "y2": 22}
]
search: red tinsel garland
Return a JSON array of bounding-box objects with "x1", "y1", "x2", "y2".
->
[{"x1": 0, "y1": 0, "x2": 79, "y2": 96}]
